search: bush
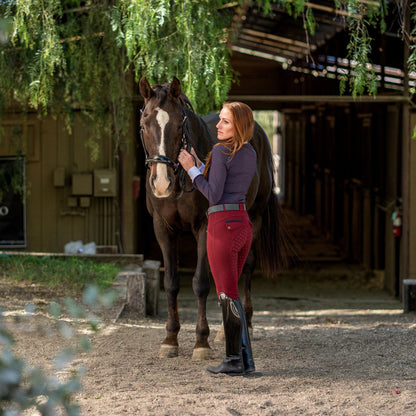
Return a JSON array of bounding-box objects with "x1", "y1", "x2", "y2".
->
[{"x1": 0, "y1": 285, "x2": 117, "y2": 416}]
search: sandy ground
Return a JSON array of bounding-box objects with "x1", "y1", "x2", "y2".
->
[{"x1": 2, "y1": 261, "x2": 416, "y2": 416}]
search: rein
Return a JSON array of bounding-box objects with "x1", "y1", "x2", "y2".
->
[{"x1": 139, "y1": 102, "x2": 195, "y2": 200}]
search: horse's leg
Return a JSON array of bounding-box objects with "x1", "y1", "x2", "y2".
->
[
  {"x1": 191, "y1": 225, "x2": 211, "y2": 360},
  {"x1": 153, "y1": 218, "x2": 181, "y2": 358},
  {"x1": 242, "y1": 212, "x2": 263, "y2": 331},
  {"x1": 242, "y1": 249, "x2": 256, "y2": 329},
  {"x1": 242, "y1": 251, "x2": 255, "y2": 333}
]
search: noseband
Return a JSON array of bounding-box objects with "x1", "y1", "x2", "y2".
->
[{"x1": 139, "y1": 104, "x2": 194, "y2": 199}]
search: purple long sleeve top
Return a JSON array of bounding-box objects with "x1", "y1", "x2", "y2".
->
[{"x1": 190, "y1": 142, "x2": 257, "y2": 206}]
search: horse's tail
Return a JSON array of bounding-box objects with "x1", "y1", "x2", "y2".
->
[{"x1": 255, "y1": 188, "x2": 294, "y2": 278}]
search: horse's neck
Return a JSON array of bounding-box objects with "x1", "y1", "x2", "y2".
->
[{"x1": 188, "y1": 111, "x2": 216, "y2": 158}]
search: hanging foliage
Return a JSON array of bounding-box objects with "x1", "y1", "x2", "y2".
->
[
  {"x1": 112, "y1": 0, "x2": 234, "y2": 112},
  {"x1": 0, "y1": 0, "x2": 234, "y2": 160},
  {"x1": 0, "y1": 0, "x2": 234, "y2": 115},
  {"x1": 0, "y1": 0, "x2": 134, "y2": 160},
  {"x1": 341, "y1": 0, "x2": 387, "y2": 97}
]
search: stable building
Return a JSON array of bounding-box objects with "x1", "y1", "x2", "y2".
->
[{"x1": 1, "y1": 2, "x2": 415, "y2": 299}]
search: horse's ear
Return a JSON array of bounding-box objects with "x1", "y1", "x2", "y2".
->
[
  {"x1": 169, "y1": 77, "x2": 181, "y2": 99},
  {"x1": 139, "y1": 77, "x2": 154, "y2": 101}
]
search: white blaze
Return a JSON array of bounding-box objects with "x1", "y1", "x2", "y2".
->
[{"x1": 153, "y1": 107, "x2": 171, "y2": 197}]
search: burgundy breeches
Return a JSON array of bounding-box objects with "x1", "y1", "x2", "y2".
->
[{"x1": 207, "y1": 209, "x2": 252, "y2": 299}]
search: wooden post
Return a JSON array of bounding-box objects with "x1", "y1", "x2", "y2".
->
[
  {"x1": 400, "y1": 1, "x2": 411, "y2": 297},
  {"x1": 143, "y1": 260, "x2": 161, "y2": 316},
  {"x1": 125, "y1": 271, "x2": 146, "y2": 315},
  {"x1": 403, "y1": 279, "x2": 416, "y2": 312}
]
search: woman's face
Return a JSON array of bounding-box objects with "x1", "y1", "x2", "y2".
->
[{"x1": 216, "y1": 107, "x2": 234, "y2": 141}]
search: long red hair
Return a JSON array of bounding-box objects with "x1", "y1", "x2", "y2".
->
[{"x1": 203, "y1": 102, "x2": 254, "y2": 178}]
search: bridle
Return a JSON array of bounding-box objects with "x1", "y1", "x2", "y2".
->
[{"x1": 139, "y1": 102, "x2": 194, "y2": 199}]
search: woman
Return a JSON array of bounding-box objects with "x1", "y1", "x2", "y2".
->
[{"x1": 178, "y1": 101, "x2": 257, "y2": 375}]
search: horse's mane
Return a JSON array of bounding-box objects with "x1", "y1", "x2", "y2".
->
[
  {"x1": 153, "y1": 83, "x2": 194, "y2": 113},
  {"x1": 179, "y1": 94, "x2": 194, "y2": 112}
]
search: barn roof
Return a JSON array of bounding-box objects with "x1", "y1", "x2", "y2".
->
[{"x1": 225, "y1": 1, "x2": 411, "y2": 108}]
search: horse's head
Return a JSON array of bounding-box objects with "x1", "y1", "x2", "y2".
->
[{"x1": 139, "y1": 76, "x2": 188, "y2": 199}]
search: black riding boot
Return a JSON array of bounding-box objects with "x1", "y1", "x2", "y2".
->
[
  {"x1": 236, "y1": 298, "x2": 255, "y2": 373},
  {"x1": 207, "y1": 293, "x2": 244, "y2": 375}
]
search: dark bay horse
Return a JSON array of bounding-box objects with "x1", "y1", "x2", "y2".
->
[{"x1": 139, "y1": 76, "x2": 283, "y2": 359}]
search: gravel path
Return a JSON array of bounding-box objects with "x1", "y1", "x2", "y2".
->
[{"x1": 2, "y1": 263, "x2": 416, "y2": 416}]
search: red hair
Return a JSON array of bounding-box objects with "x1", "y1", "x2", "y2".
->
[{"x1": 203, "y1": 102, "x2": 254, "y2": 178}]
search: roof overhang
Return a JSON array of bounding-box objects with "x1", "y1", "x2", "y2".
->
[{"x1": 226, "y1": 1, "x2": 412, "y2": 106}]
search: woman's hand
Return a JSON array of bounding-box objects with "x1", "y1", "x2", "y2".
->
[{"x1": 178, "y1": 149, "x2": 196, "y2": 171}]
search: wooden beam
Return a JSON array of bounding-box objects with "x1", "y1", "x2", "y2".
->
[
  {"x1": 241, "y1": 28, "x2": 316, "y2": 51},
  {"x1": 400, "y1": 0, "x2": 411, "y2": 294},
  {"x1": 271, "y1": 1, "x2": 363, "y2": 19},
  {"x1": 239, "y1": 33, "x2": 313, "y2": 55},
  {"x1": 227, "y1": 94, "x2": 412, "y2": 103},
  {"x1": 231, "y1": 45, "x2": 291, "y2": 63}
]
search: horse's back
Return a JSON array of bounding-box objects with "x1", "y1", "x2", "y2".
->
[
  {"x1": 203, "y1": 112, "x2": 273, "y2": 216},
  {"x1": 203, "y1": 112, "x2": 273, "y2": 170},
  {"x1": 202, "y1": 112, "x2": 219, "y2": 138}
]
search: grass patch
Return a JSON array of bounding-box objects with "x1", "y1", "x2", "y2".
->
[{"x1": 0, "y1": 255, "x2": 123, "y2": 291}]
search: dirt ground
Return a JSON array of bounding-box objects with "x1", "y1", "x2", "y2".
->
[{"x1": 2, "y1": 260, "x2": 416, "y2": 416}]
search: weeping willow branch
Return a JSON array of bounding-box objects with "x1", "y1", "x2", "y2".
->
[
  {"x1": 114, "y1": 0, "x2": 234, "y2": 113},
  {"x1": 0, "y1": 0, "x2": 234, "y2": 162},
  {"x1": 340, "y1": 4, "x2": 378, "y2": 97}
]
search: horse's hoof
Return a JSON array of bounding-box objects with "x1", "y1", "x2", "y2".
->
[
  {"x1": 159, "y1": 344, "x2": 179, "y2": 358},
  {"x1": 214, "y1": 328, "x2": 225, "y2": 343},
  {"x1": 192, "y1": 347, "x2": 212, "y2": 361}
]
